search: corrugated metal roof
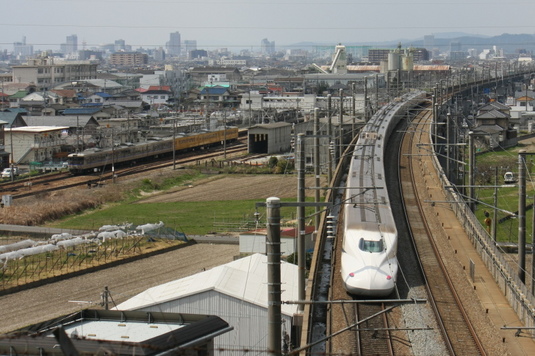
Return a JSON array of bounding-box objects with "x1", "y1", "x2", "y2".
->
[
  {"x1": 8, "y1": 126, "x2": 69, "y2": 133},
  {"x1": 117, "y1": 253, "x2": 299, "y2": 316},
  {"x1": 63, "y1": 107, "x2": 102, "y2": 115}
]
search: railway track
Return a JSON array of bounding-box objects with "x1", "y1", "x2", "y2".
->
[
  {"x1": 0, "y1": 143, "x2": 248, "y2": 200},
  {"x1": 399, "y1": 103, "x2": 487, "y2": 355},
  {"x1": 355, "y1": 302, "x2": 394, "y2": 356}
]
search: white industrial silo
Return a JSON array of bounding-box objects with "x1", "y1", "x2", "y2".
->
[{"x1": 388, "y1": 52, "x2": 400, "y2": 71}]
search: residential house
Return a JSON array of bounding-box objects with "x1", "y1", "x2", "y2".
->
[
  {"x1": 18, "y1": 91, "x2": 61, "y2": 116},
  {"x1": 8, "y1": 90, "x2": 29, "y2": 108},
  {"x1": 63, "y1": 107, "x2": 111, "y2": 120},
  {"x1": 200, "y1": 86, "x2": 240, "y2": 110},
  {"x1": 187, "y1": 67, "x2": 242, "y2": 87},
  {"x1": 0, "y1": 111, "x2": 28, "y2": 128},
  {"x1": 98, "y1": 117, "x2": 142, "y2": 144},
  {"x1": 138, "y1": 86, "x2": 172, "y2": 107},
  {"x1": 474, "y1": 102, "x2": 517, "y2": 149},
  {"x1": 49, "y1": 89, "x2": 77, "y2": 106},
  {"x1": 83, "y1": 92, "x2": 113, "y2": 105}
]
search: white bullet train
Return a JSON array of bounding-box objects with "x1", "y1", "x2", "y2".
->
[{"x1": 341, "y1": 91, "x2": 427, "y2": 296}]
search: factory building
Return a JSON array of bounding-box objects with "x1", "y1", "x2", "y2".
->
[{"x1": 116, "y1": 253, "x2": 299, "y2": 356}]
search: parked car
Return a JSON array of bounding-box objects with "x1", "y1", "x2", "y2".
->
[
  {"x1": 1, "y1": 167, "x2": 19, "y2": 178},
  {"x1": 504, "y1": 171, "x2": 516, "y2": 184}
]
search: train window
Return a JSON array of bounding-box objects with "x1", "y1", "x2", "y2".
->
[{"x1": 359, "y1": 238, "x2": 384, "y2": 253}]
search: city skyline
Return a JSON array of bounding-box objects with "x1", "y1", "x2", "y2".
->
[{"x1": 3, "y1": 0, "x2": 535, "y2": 52}]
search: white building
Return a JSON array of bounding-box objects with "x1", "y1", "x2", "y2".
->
[
  {"x1": 11, "y1": 56, "x2": 98, "y2": 89},
  {"x1": 6, "y1": 126, "x2": 68, "y2": 164},
  {"x1": 116, "y1": 253, "x2": 299, "y2": 356}
]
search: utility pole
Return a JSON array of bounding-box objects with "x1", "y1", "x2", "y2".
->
[
  {"x1": 364, "y1": 77, "x2": 368, "y2": 122},
  {"x1": 532, "y1": 194, "x2": 535, "y2": 295},
  {"x1": 297, "y1": 133, "x2": 306, "y2": 313},
  {"x1": 76, "y1": 116, "x2": 80, "y2": 153},
  {"x1": 468, "y1": 131, "x2": 475, "y2": 212},
  {"x1": 327, "y1": 94, "x2": 332, "y2": 184},
  {"x1": 314, "y1": 109, "x2": 320, "y2": 229},
  {"x1": 446, "y1": 112, "x2": 451, "y2": 181},
  {"x1": 339, "y1": 88, "x2": 343, "y2": 162},
  {"x1": 266, "y1": 197, "x2": 282, "y2": 355},
  {"x1": 492, "y1": 167, "x2": 498, "y2": 242},
  {"x1": 518, "y1": 150, "x2": 527, "y2": 283},
  {"x1": 223, "y1": 109, "x2": 227, "y2": 160},
  {"x1": 172, "y1": 119, "x2": 176, "y2": 170},
  {"x1": 351, "y1": 82, "x2": 356, "y2": 134}
]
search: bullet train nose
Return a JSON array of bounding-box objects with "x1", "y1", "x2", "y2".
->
[{"x1": 342, "y1": 263, "x2": 397, "y2": 297}]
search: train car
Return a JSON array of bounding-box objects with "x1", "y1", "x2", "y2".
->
[
  {"x1": 68, "y1": 127, "x2": 239, "y2": 174},
  {"x1": 340, "y1": 91, "x2": 426, "y2": 296}
]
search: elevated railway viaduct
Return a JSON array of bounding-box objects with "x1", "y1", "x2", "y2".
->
[{"x1": 298, "y1": 67, "x2": 535, "y2": 355}]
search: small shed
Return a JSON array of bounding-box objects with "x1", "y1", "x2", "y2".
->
[
  {"x1": 116, "y1": 253, "x2": 299, "y2": 356},
  {"x1": 248, "y1": 122, "x2": 292, "y2": 154},
  {"x1": 239, "y1": 226, "x2": 316, "y2": 256}
]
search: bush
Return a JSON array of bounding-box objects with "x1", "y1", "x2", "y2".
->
[{"x1": 274, "y1": 159, "x2": 294, "y2": 174}]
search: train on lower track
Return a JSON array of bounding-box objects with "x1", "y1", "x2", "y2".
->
[
  {"x1": 340, "y1": 91, "x2": 427, "y2": 296},
  {"x1": 67, "y1": 127, "x2": 239, "y2": 174}
]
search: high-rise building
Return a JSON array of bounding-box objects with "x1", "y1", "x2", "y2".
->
[
  {"x1": 13, "y1": 36, "x2": 33, "y2": 59},
  {"x1": 66, "y1": 34, "x2": 78, "y2": 54},
  {"x1": 154, "y1": 47, "x2": 166, "y2": 61},
  {"x1": 114, "y1": 39, "x2": 126, "y2": 52},
  {"x1": 261, "y1": 38, "x2": 275, "y2": 55},
  {"x1": 450, "y1": 41, "x2": 462, "y2": 52},
  {"x1": 184, "y1": 40, "x2": 197, "y2": 57},
  {"x1": 167, "y1": 32, "x2": 181, "y2": 56}
]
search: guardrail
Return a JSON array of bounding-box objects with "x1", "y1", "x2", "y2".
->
[{"x1": 430, "y1": 104, "x2": 535, "y2": 335}]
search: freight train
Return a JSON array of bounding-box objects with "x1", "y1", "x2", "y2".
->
[
  {"x1": 340, "y1": 91, "x2": 427, "y2": 296},
  {"x1": 67, "y1": 127, "x2": 239, "y2": 174}
]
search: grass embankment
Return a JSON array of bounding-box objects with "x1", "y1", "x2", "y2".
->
[{"x1": 473, "y1": 142, "x2": 535, "y2": 244}]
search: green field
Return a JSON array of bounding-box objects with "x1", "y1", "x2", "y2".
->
[{"x1": 50, "y1": 168, "x2": 317, "y2": 236}]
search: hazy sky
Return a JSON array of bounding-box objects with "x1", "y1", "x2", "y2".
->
[{"x1": 3, "y1": 0, "x2": 535, "y2": 51}]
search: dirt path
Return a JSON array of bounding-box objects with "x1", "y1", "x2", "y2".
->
[
  {"x1": 137, "y1": 174, "x2": 325, "y2": 203},
  {"x1": 0, "y1": 243, "x2": 239, "y2": 333}
]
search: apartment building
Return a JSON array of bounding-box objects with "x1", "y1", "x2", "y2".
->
[
  {"x1": 11, "y1": 56, "x2": 98, "y2": 89},
  {"x1": 108, "y1": 52, "x2": 148, "y2": 66}
]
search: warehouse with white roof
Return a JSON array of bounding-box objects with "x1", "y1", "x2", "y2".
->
[{"x1": 117, "y1": 253, "x2": 299, "y2": 355}]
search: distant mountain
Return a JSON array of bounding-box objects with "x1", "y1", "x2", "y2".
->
[
  {"x1": 288, "y1": 33, "x2": 535, "y2": 53},
  {"x1": 410, "y1": 33, "x2": 535, "y2": 52}
]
